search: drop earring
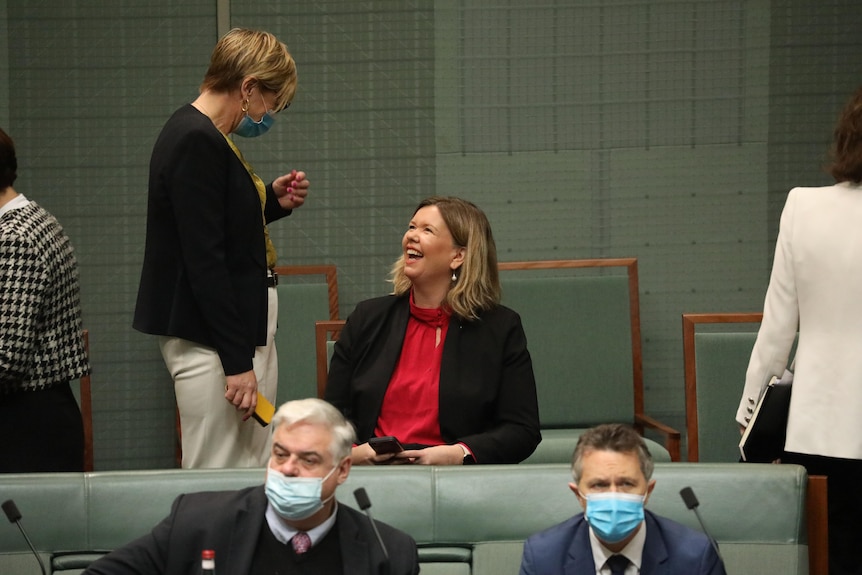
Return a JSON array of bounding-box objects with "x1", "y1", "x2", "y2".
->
[{"x1": 451, "y1": 271, "x2": 457, "y2": 282}]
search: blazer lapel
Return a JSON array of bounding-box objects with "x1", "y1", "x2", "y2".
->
[
  {"x1": 564, "y1": 516, "x2": 598, "y2": 575},
  {"x1": 366, "y1": 300, "x2": 411, "y2": 418},
  {"x1": 224, "y1": 487, "x2": 267, "y2": 575},
  {"x1": 380, "y1": 297, "x2": 410, "y2": 367},
  {"x1": 337, "y1": 506, "x2": 373, "y2": 575},
  {"x1": 640, "y1": 512, "x2": 670, "y2": 575}
]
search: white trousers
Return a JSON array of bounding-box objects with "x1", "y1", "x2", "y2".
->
[{"x1": 159, "y1": 287, "x2": 278, "y2": 469}]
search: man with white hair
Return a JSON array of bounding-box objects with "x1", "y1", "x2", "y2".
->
[{"x1": 85, "y1": 398, "x2": 419, "y2": 574}]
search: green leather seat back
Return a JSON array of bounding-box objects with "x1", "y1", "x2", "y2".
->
[
  {"x1": 693, "y1": 332, "x2": 758, "y2": 462},
  {"x1": 0, "y1": 474, "x2": 87, "y2": 575},
  {"x1": 275, "y1": 282, "x2": 331, "y2": 403},
  {"x1": 500, "y1": 276, "x2": 634, "y2": 427},
  {"x1": 0, "y1": 475, "x2": 88, "y2": 553},
  {"x1": 693, "y1": 332, "x2": 797, "y2": 462},
  {"x1": 341, "y1": 467, "x2": 436, "y2": 543},
  {"x1": 86, "y1": 469, "x2": 263, "y2": 549},
  {"x1": 522, "y1": 428, "x2": 671, "y2": 464},
  {"x1": 647, "y1": 463, "x2": 807, "y2": 543},
  {"x1": 471, "y1": 541, "x2": 524, "y2": 575},
  {"x1": 648, "y1": 463, "x2": 807, "y2": 575}
]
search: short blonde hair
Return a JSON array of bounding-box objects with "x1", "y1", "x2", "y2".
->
[
  {"x1": 390, "y1": 196, "x2": 501, "y2": 320},
  {"x1": 201, "y1": 28, "x2": 296, "y2": 112}
]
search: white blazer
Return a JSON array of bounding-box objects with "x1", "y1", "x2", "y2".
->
[{"x1": 737, "y1": 182, "x2": 862, "y2": 460}]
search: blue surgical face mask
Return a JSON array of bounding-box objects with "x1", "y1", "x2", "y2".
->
[
  {"x1": 265, "y1": 465, "x2": 337, "y2": 521},
  {"x1": 584, "y1": 491, "x2": 646, "y2": 543},
  {"x1": 234, "y1": 92, "x2": 275, "y2": 138}
]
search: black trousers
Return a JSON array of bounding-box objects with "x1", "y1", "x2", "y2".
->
[
  {"x1": 782, "y1": 451, "x2": 862, "y2": 575},
  {"x1": 0, "y1": 382, "x2": 84, "y2": 473}
]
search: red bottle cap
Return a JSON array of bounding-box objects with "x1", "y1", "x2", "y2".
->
[{"x1": 202, "y1": 549, "x2": 215, "y2": 560}]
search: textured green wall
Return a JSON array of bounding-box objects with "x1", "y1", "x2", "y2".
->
[{"x1": 2, "y1": 0, "x2": 861, "y2": 469}]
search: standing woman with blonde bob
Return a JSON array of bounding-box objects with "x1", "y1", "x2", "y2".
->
[
  {"x1": 134, "y1": 29, "x2": 310, "y2": 468},
  {"x1": 736, "y1": 87, "x2": 862, "y2": 575},
  {"x1": 326, "y1": 196, "x2": 541, "y2": 465}
]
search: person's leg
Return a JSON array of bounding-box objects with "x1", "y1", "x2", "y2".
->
[
  {"x1": 161, "y1": 336, "x2": 260, "y2": 468},
  {"x1": 248, "y1": 286, "x2": 279, "y2": 466},
  {"x1": 159, "y1": 288, "x2": 278, "y2": 469},
  {"x1": 0, "y1": 383, "x2": 84, "y2": 472},
  {"x1": 782, "y1": 452, "x2": 862, "y2": 575},
  {"x1": 823, "y1": 458, "x2": 862, "y2": 575}
]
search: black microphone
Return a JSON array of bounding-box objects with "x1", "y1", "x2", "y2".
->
[
  {"x1": 679, "y1": 487, "x2": 724, "y2": 565},
  {"x1": 354, "y1": 487, "x2": 391, "y2": 575},
  {"x1": 2, "y1": 499, "x2": 48, "y2": 575}
]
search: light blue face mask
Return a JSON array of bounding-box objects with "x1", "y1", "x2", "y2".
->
[
  {"x1": 584, "y1": 491, "x2": 646, "y2": 543},
  {"x1": 265, "y1": 466, "x2": 337, "y2": 521},
  {"x1": 234, "y1": 92, "x2": 276, "y2": 138}
]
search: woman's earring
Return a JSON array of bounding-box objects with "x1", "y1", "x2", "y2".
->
[
  {"x1": 451, "y1": 271, "x2": 457, "y2": 282},
  {"x1": 241, "y1": 99, "x2": 250, "y2": 113}
]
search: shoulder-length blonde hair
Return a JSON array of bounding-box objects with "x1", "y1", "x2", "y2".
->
[
  {"x1": 390, "y1": 196, "x2": 501, "y2": 320},
  {"x1": 200, "y1": 28, "x2": 296, "y2": 112}
]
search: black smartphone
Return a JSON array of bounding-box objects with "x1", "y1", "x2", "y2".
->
[{"x1": 368, "y1": 436, "x2": 404, "y2": 455}]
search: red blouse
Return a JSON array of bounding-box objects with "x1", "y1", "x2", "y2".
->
[{"x1": 374, "y1": 292, "x2": 450, "y2": 445}]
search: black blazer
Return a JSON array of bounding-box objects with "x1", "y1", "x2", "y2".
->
[
  {"x1": 133, "y1": 104, "x2": 291, "y2": 375},
  {"x1": 325, "y1": 294, "x2": 541, "y2": 463},
  {"x1": 83, "y1": 486, "x2": 420, "y2": 575}
]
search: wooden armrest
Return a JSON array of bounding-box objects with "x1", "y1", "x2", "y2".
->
[{"x1": 634, "y1": 413, "x2": 682, "y2": 462}]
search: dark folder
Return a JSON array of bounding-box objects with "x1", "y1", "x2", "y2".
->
[{"x1": 739, "y1": 375, "x2": 793, "y2": 463}]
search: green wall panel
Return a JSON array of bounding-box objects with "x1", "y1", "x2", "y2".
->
[{"x1": 3, "y1": 0, "x2": 862, "y2": 468}]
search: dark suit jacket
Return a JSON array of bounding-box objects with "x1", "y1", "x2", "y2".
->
[
  {"x1": 133, "y1": 104, "x2": 292, "y2": 375},
  {"x1": 82, "y1": 486, "x2": 420, "y2": 575},
  {"x1": 519, "y1": 510, "x2": 726, "y2": 575},
  {"x1": 324, "y1": 294, "x2": 541, "y2": 463}
]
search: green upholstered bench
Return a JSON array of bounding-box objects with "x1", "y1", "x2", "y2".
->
[{"x1": 0, "y1": 463, "x2": 814, "y2": 575}]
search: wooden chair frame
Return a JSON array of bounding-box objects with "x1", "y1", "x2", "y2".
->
[
  {"x1": 499, "y1": 258, "x2": 681, "y2": 461},
  {"x1": 681, "y1": 312, "x2": 762, "y2": 462},
  {"x1": 315, "y1": 319, "x2": 346, "y2": 399},
  {"x1": 807, "y1": 474, "x2": 829, "y2": 575},
  {"x1": 81, "y1": 329, "x2": 94, "y2": 472}
]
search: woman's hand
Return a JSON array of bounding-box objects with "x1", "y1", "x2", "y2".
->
[
  {"x1": 273, "y1": 170, "x2": 309, "y2": 210},
  {"x1": 224, "y1": 370, "x2": 258, "y2": 420},
  {"x1": 351, "y1": 443, "x2": 400, "y2": 466},
  {"x1": 397, "y1": 445, "x2": 464, "y2": 465}
]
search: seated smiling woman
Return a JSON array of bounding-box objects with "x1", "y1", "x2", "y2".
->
[{"x1": 324, "y1": 196, "x2": 541, "y2": 465}]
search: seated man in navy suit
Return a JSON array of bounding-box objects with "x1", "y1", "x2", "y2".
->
[{"x1": 519, "y1": 423, "x2": 725, "y2": 575}]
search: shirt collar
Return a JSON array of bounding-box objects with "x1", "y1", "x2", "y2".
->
[
  {"x1": 588, "y1": 518, "x2": 646, "y2": 574},
  {"x1": 0, "y1": 193, "x2": 29, "y2": 218},
  {"x1": 264, "y1": 500, "x2": 339, "y2": 548},
  {"x1": 408, "y1": 290, "x2": 450, "y2": 327}
]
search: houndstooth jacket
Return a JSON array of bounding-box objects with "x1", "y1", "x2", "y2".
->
[{"x1": 0, "y1": 200, "x2": 89, "y2": 394}]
